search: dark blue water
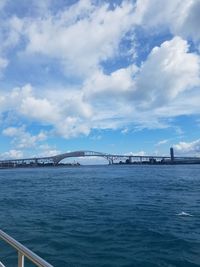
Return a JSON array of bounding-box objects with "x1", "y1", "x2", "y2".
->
[{"x1": 0, "y1": 165, "x2": 200, "y2": 267}]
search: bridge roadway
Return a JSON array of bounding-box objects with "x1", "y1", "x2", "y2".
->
[{"x1": 0, "y1": 150, "x2": 200, "y2": 167}]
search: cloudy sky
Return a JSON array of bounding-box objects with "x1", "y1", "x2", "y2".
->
[{"x1": 0, "y1": 0, "x2": 200, "y2": 160}]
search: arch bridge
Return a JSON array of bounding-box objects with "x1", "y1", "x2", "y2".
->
[
  {"x1": 52, "y1": 151, "x2": 114, "y2": 164},
  {"x1": 0, "y1": 149, "x2": 199, "y2": 168},
  {"x1": 0, "y1": 150, "x2": 119, "y2": 167}
]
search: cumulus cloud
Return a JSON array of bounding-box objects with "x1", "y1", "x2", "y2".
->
[
  {"x1": 2, "y1": 125, "x2": 47, "y2": 148},
  {"x1": 36, "y1": 144, "x2": 60, "y2": 157},
  {"x1": 134, "y1": 0, "x2": 200, "y2": 44},
  {"x1": 0, "y1": 144, "x2": 60, "y2": 159},
  {"x1": 3, "y1": 84, "x2": 57, "y2": 122},
  {"x1": 126, "y1": 151, "x2": 146, "y2": 156},
  {"x1": 174, "y1": 139, "x2": 200, "y2": 155},
  {"x1": 0, "y1": 35, "x2": 200, "y2": 139},
  {"x1": 0, "y1": 14, "x2": 24, "y2": 75},
  {"x1": 0, "y1": 84, "x2": 92, "y2": 138},
  {"x1": 0, "y1": 149, "x2": 23, "y2": 159},
  {"x1": 23, "y1": 0, "x2": 135, "y2": 77},
  {"x1": 82, "y1": 36, "x2": 200, "y2": 129},
  {"x1": 134, "y1": 37, "x2": 200, "y2": 109},
  {"x1": 0, "y1": 15, "x2": 23, "y2": 77},
  {"x1": 0, "y1": 0, "x2": 200, "y2": 149},
  {"x1": 20, "y1": 94, "x2": 59, "y2": 123},
  {"x1": 83, "y1": 65, "x2": 137, "y2": 99}
]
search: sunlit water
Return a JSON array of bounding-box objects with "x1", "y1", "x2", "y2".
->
[{"x1": 0, "y1": 165, "x2": 200, "y2": 267}]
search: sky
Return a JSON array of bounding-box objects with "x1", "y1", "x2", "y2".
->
[{"x1": 0, "y1": 0, "x2": 200, "y2": 161}]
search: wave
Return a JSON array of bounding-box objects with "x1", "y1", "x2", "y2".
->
[{"x1": 177, "y1": 211, "x2": 193, "y2": 216}]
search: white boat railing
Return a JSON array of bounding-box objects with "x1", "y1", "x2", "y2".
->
[{"x1": 0, "y1": 229, "x2": 54, "y2": 267}]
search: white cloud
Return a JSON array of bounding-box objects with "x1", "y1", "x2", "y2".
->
[
  {"x1": 2, "y1": 125, "x2": 47, "y2": 149},
  {"x1": 0, "y1": 149, "x2": 23, "y2": 159},
  {"x1": 134, "y1": 37, "x2": 200, "y2": 109},
  {"x1": 83, "y1": 65, "x2": 137, "y2": 99},
  {"x1": 0, "y1": 1, "x2": 200, "y2": 143},
  {"x1": 1, "y1": 35, "x2": 200, "y2": 138},
  {"x1": 0, "y1": 34, "x2": 199, "y2": 140},
  {"x1": 0, "y1": 57, "x2": 8, "y2": 74},
  {"x1": 174, "y1": 139, "x2": 200, "y2": 155},
  {"x1": 134, "y1": 0, "x2": 200, "y2": 44},
  {"x1": 0, "y1": 84, "x2": 92, "y2": 138},
  {"x1": 0, "y1": 14, "x2": 24, "y2": 75},
  {"x1": 134, "y1": 0, "x2": 181, "y2": 27},
  {"x1": 23, "y1": 1, "x2": 135, "y2": 76},
  {"x1": 3, "y1": 16, "x2": 24, "y2": 49},
  {"x1": 156, "y1": 139, "x2": 169, "y2": 146},
  {"x1": 126, "y1": 151, "x2": 146, "y2": 156},
  {"x1": 37, "y1": 144, "x2": 60, "y2": 157},
  {"x1": 121, "y1": 128, "x2": 129, "y2": 134},
  {"x1": 2, "y1": 84, "x2": 59, "y2": 122},
  {"x1": 20, "y1": 95, "x2": 59, "y2": 123},
  {"x1": 82, "y1": 36, "x2": 200, "y2": 129}
]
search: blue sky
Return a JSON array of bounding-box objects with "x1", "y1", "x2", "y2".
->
[{"x1": 0, "y1": 0, "x2": 200, "y2": 160}]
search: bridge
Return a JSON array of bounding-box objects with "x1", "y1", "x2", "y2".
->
[
  {"x1": 1, "y1": 148, "x2": 200, "y2": 168},
  {"x1": 0, "y1": 150, "x2": 138, "y2": 167}
]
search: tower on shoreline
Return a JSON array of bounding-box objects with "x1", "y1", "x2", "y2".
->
[{"x1": 170, "y1": 147, "x2": 174, "y2": 162}]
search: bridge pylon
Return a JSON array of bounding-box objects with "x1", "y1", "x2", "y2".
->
[{"x1": 108, "y1": 157, "x2": 113, "y2": 165}]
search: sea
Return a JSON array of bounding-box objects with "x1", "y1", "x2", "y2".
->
[{"x1": 0, "y1": 165, "x2": 200, "y2": 267}]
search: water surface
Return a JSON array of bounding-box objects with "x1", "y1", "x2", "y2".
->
[{"x1": 0, "y1": 165, "x2": 200, "y2": 266}]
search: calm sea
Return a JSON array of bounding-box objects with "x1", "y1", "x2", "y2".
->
[{"x1": 0, "y1": 165, "x2": 200, "y2": 267}]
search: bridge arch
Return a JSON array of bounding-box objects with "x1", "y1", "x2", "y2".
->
[{"x1": 52, "y1": 150, "x2": 113, "y2": 165}]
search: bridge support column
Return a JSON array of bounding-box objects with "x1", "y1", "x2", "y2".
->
[
  {"x1": 53, "y1": 160, "x2": 57, "y2": 167},
  {"x1": 108, "y1": 158, "x2": 113, "y2": 165}
]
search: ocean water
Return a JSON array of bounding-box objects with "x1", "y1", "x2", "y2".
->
[{"x1": 0, "y1": 165, "x2": 200, "y2": 267}]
